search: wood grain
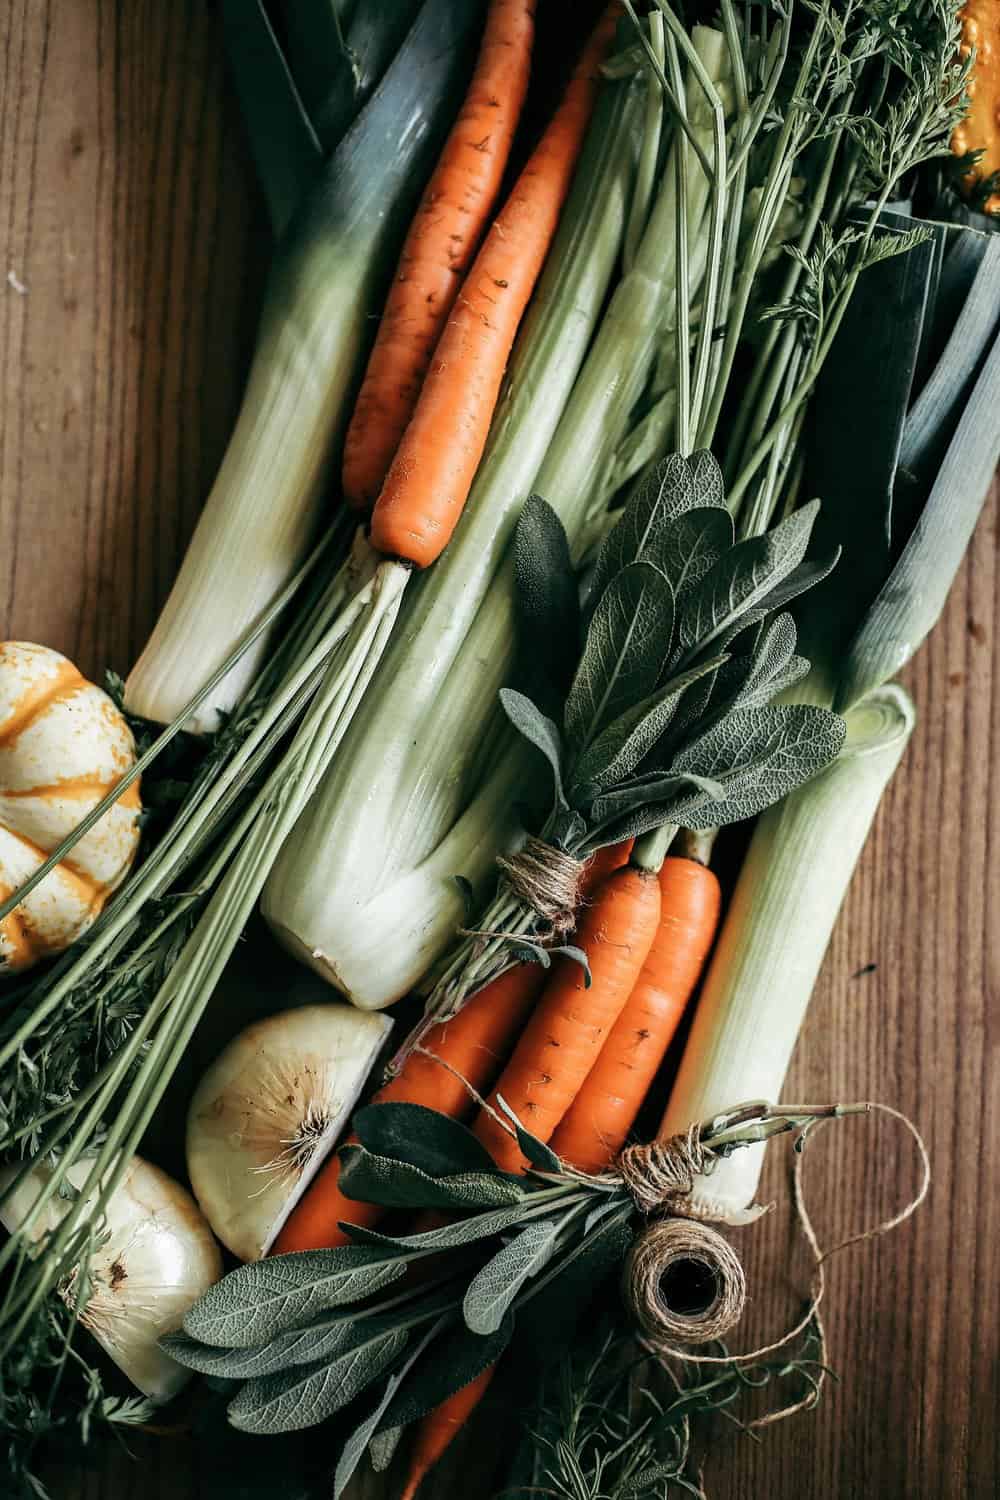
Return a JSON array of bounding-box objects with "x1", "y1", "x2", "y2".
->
[{"x1": 2, "y1": 4, "x2": 998, "y2": 1499}]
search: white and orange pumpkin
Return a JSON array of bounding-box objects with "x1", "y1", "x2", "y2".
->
[{"x1": 0, "y1": 642, "x2": 141, "y2": 972}]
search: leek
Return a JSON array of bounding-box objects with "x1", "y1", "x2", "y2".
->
[
  {"x1": 124, "y1": 0, "x2": 484, "y2": 732},
  {"x1": 262, "y1": 68, "x2": 646, "y2": 1002},
  {"x1": 661, "y1": 215, "x2": 999, "y2": 1209},
  {"x1": 659, "y1": 684, "x2": 915, "y2": 1218}
]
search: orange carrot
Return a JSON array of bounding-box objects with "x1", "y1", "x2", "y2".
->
[
  {"x1": 271, "y1": 842, "x2": 634, "y2": 1255},
  {"x1": 370, "y1": 5, "x2": 620, "y2": 569},
  {"x1": 271, "y1": 963, "x2": 545, "y2": 1253},
  {"x1": 402, "y1": 854, "x2": 658, "y2": 1496},
  {"x1": 342, "y1": 0, "x2": 535, "y2": 510},
  {"x1": 474, "y1": 863, "x2": 662, "y2": 1173},
  {"x1": 550, "y1": 855, "x2": 721, "y2": 1172}
]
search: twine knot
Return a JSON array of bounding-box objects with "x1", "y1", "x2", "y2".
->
[
  {"x1": 617, "y1": 1127, "x2": 710, "y2": 1216},
  {"x1": 495, "y1": 837, "x2": 585, "y2": 936},
  {"x1": 616, "y1": 1127, "x2": 746, "y2": 1345}
]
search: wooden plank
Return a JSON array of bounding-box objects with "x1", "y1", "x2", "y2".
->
[{"x1": 2, "y1": 4, "x2": 998, "y2": 1498}]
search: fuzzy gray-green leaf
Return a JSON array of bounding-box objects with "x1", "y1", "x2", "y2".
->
[
  {"x1": 674, "y1": 501, "x2": 820, "y2": 661},
  {"x1": 161, "y1": 1312, "x2": 361, "y2": 1380},
  {"x1": 669, "y1": 705, "x2": 847, "y2": 827},
  {"x1": 463, "y1": 1219, "x2": 563, "y2": 1335},
  {"x1": 343, "y1": 1197, "x2": 543, "y2": 1253},
  {"x1": 499, "y1": 689, "x2": 566, "y2": 805},
  {"x1": 182, "y1": 1248, "x2": 408, "y2": 1348},
  {"x1": 369, "y1": 1425, "x2": 404, "y2": 1473},
  {"x1": 514, "y1": 494, "x2": 580, "y2": 716},
  {"x1": 338, "y1": 1145, "x2": 526, "y2": 1211},
  {"x1": 566, "y1": 563, "x2": 675, "y2": 753},
  {"x1": 653, "y1": 506, "x2": 735, "y2": 602},
  {"x1": 353, "y1": 1101, "x2": 499, "y2": 1178},
  {"x1": 228, "y1": 1327, "x2": 408, "y2": 1434},
  {"x1": 587, "y1": 455, "x2": 692, "y2": 613}
]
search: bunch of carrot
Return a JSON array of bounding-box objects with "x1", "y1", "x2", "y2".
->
[
  {"x1": 274, "y1": 833, "x2": 721, "y2": 1493},
  {"x1": 338, "y1": 0, "x2": 617, "y2": 577}
]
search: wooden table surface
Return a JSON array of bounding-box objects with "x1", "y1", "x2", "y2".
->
[{"x1": 3, "y1": 5, "x2": 998, "y2": 1499}]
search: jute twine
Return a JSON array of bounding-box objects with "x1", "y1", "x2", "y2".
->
[
  {"x1": 614, "y1": 1104, "x2": 930, "y2": 1428},
  {"x1": 494, "y1": 836, "x2": 586, "y2": 936}
]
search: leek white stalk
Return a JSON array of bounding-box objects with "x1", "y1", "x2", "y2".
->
[
  {"x1": 262, "y1": 74, "x2": 644, "y2": 1003},
  {"x1": 124, "y1": 0, "x2": 484, "y2": 731},
  {"x1": 660, "y1": 684, "x2": 915, "y2": 1219},
  {"x1": 186, "y1": 1004, "x2": 391, "y2": 1260},
  {"x1": 0, "y1": 1155, "x2": 221, "y2": 1402}
]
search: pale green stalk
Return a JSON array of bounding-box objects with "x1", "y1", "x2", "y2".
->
[
  {"x1": 262, "y1": 77, "x2": 644, "y2": 1006},
  {"x1": 660, "y1": 685, "x2": 915, "y2": 1218}
]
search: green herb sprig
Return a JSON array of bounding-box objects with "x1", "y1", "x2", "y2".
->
[
  {"x1": 411, "y1": 452, "x2": 845, "y2": 1041},
  {"x1": 167, "y1": 1100, "x2": 840, "y2": 1495}
]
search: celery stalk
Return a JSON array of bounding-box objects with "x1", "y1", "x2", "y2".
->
[{"x1": 659, "y1": 685, "x2": 915, "y2": 1218}]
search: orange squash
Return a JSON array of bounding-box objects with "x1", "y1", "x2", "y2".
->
[{"x1": 0, "y1": 642, "x2": 141, "y2": 971}]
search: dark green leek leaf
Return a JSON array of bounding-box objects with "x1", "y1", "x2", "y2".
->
[
  {"x1": 353, "y1": 1102, "x2": 499, "y2": 1178},
  {"x1": 463, "y1": 1220, "x2": 563, "y2": 1335},
  {"x1": 338, "y1": 1144, "x2": 526, "y2": 1211},
  {"x1": 499, "y1": 689, "x2": 566, "y2": 807},
  {"x1": 228, "y1": 1327, "x2": 408, "y2": 1434},
  {"x1": 223, "y1": 0, "x2": 324, "y2": 235},
  {"x1": 514, "y1": 495, "x2": 581, "y2": 717},
  {"x1": 183, "y1": 1248, "x2": 408, "y2": 1348},
  {"x1": 837, "y1": 330, "x2": 1000, "y2": 711},
  {"x1": 565, "y1": 563, "x2": 675, "y2": 753}
]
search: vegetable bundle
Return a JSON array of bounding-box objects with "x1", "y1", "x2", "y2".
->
[{"x1": 0, "y1": 0, "x2": 997, "y2": 1496}]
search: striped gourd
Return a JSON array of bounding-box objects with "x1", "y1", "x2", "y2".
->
[{"x1": 0, "y1": 642, "x2": 141, "y2": 971}]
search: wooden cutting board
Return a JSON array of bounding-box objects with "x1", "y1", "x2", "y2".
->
[{"x1": 2, "y1": 5, "x2": 998, "y2": 1498}]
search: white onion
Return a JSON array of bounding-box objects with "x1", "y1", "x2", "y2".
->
[
  {"x1": 0, "y1": 1154, "x2": 221, "y2": 1402},
  {"x1": 186, "y1": 1003, "x2": 392, "y2": 1261}
]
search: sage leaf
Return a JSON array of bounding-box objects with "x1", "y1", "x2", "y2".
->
[
  {"x1": 353, "y1": 1102, "x2": 498, "y2": 1178},
  {"x1": 698, "y1": 614, "x2": 800, "y2": 723},
  {"x1": 342, "y1": 1197, "x2": 544, "y2": 1252},
  {"x1": 688, "y1": 449, "x2": 726, "y2": 509},
  {"x1": 514, "y1": 495, "x2": 580, "y2": 716},
  {"x1": 569, "y1": 656, "x2": 728, "y2": 796},
  {"x1": 496, "y1": 1095, "x2": 562, "y2": 1171},
  {"x1": 228, "y1": 1328, "x2": 408, "y2": 1434},
  {"x1": 517, "y1": 1205, "x2": 633, "y2": 1362},
  {"x1": 376, "y1": 1314, "x2": 514, "y2": 1432},
  {"x1": 339, "y1": 1144, "x2": 526, "y2": 1211},
  {"x1": 566, "y1": 562, "x2": 675, "y2": 753},
  {"x1": 670, "y1": 705, "x2": 847, "y2": 827},
  {"x1": 652, "y1": 506, "x2": 734, "y2": 602},
  {"x1": 369, "y1": 1424, "x2": 404, "y2": 1473},
  {"x1": 160, "y1": 1310, "x2": 362, "y2": 1380},
  {"x1": 588, "y1": 772, "x2": 725, "y2": 828},
  {"x1": 333, "y1": 1324, "x2": 442, "y2": 1499},
  {"x1": 499, "y1": 689, "x2": 566, "y2": 806},
  {"x1": 463, "y1": 1219, "x2": 562, "y2": 1335},
  {"x1": 586, "y1": 454, "x2": 692, "y2": 614},
  {"x1": 674, "y1": 500, "x2": 820, "y2": 661},
  {"x1": 183, "y1": 1248, "x2": 408, "y2": 1348}
]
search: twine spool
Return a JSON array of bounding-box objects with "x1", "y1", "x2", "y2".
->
[
  {"x1": 623, "y1": 1218, "x2": 747, "y2": 1346},
  {"x1": 495, "y1": 836, "x2": 585, "y2": 936}
]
